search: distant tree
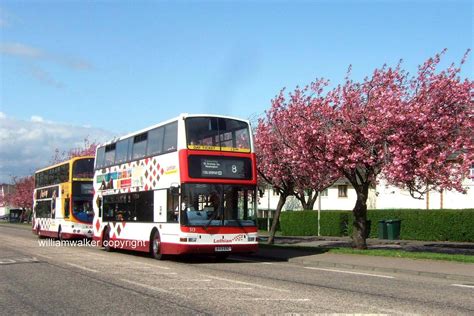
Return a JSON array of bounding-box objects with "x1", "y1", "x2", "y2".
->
[
  {"x1": 3, "y1": 176, "x2": 35, "y2": 222},
  {"x1": 262, "y1": 50, "x2": 472, "y2": 249},
  {"x1": 51, "y1": 137, "x2": 99, "y2": 164}
]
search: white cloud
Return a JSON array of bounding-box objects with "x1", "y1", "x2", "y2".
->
[
  {"x1": 0, "y1": 42, "x2": 43, "y2": 58},
  {"x1": 0, "y1": 42, "x2": 94, "y2": 88},
  {"x1": 0, "y1": 7, "x2": 14, "y2": 28},
  {"x1": 28, "y1": 65, "x2": 65, "y2": 89},
  {"x1": 0, "y1": 115, "x2": 115, "y2": 183},
  {"x1": 30, "y1": 115, "x2": 44, "y2": 122},
  {"x1": 0, "y1": 42, "x2": 94, "y2": 70}
]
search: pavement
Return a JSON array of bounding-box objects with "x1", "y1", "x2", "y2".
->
[{"x1": 246, "y1": 235, "x2": 474, "y2": 283}]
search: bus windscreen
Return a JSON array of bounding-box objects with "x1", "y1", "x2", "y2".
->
[
  {"x1": 185, "y1": 117, "x2": 251, "y2": 153},
  {"x1": 73, "y1": 158, "x2": 94, "y2": 179},
  {"x1": 181, "y1": 183, "x2": 256, "y2": 227},
  {"x1": 72, "y1": 181, "x2": 94, "y2": 223}
]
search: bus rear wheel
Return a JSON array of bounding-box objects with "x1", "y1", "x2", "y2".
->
[
  {"x1": 150, "y1": 231, "x2": 166, "y2": 260},
  {"x1": 36, "y1": 225, "x2": 43, "y2": 239}
]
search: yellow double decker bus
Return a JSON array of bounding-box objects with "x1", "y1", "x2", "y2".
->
[{"x1": 33, "y1": 156, "x2": 95, "y2": 239}]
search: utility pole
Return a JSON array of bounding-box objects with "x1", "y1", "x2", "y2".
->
[
  {"x1": 267, "y1": 185, "x2": 271, "y2": 231},
  {"x1": 317, "y1": 191, "x2": 321, "y2": 236}
]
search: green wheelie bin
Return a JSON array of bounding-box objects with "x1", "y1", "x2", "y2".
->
[
  {"x1": 378, "y1": 220, "x2": 388, "y2": 239},
  {"x1": 386, "y1": 219, "x2": 401, "y2": 240}
]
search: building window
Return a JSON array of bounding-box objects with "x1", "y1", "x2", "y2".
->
[
  {"x1": 320, "y1": 189, "x2": 328, "y2": 197},
  {"x1": 272, "y1": 189, "x2": 279, "y2": 196},
  {"x1": 338, "y1": 185, "x2": 348, "y2": 198}
]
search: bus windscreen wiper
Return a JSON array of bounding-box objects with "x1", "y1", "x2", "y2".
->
[{"x1": 204, "y1": 210, "x2": 219, "y2": 229}]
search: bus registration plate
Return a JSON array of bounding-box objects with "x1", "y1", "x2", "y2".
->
[{"x1": 215, "y1": 246, "x2": 231, "y2": 252}]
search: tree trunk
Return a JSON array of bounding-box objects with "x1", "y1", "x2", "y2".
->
[
  {"x1": 352, "y1": 184, "x2": 370, "y2": 249},
  {"x1": 267, "y1": 193, "x2": 287, "y2": 245},
  {"x1": 295, "y1": 189, "x2": 318, "y2": 210}
]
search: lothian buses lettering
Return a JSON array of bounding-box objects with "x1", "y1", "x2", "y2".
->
[
  {"x1": 164, "y1": 165, "x2": 177, "y2": 175},
  {"x1": 213, "y1": 234, "x2": 245, "y2": 243}
]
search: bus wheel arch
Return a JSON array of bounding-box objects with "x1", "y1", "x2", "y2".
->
[{"x1": 150, "y1": 228, "x2": 166, "y2": 260}]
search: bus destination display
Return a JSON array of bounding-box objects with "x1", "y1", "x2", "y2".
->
[{"x1": 188, "y1": 156, "x2": 251, "y2": 180}]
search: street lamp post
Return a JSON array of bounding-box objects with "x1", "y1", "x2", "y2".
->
[{"x1": 318, "y1": 191, "x2": 321, "y2": 236}]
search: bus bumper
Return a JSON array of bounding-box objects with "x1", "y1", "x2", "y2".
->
[{"x1": 162, "y1": 242, "x2": 258, "y2": 255}]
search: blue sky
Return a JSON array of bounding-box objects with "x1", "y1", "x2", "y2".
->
[{"x1": 0, "y1": 0, "x2": 472, "y2": 182}]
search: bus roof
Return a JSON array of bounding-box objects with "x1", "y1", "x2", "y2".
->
[
  {"x1": 97, "y1": 113, "x2": 251, "y2": 148},
  {"x1": 35, "y1": 156, "x2": 95, "y2": 174}
]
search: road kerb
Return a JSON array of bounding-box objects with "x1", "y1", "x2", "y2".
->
[
  {"x1": 248, "y1": 254, "x2": 474, "y2": 283},
  {"x1": 299, "y1": 260, "x2": 474, "y2": 282}
]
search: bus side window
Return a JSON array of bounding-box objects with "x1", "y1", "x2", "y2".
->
[
  {"x1": 64, "y1": 198, "x2": 70, "y2": 218},
  {"x1": 96, "y1": 196, "x2": 102, "y2": 218},
  {"x1": 167, "y1": 189, "x2": 179, "y2": 223}
]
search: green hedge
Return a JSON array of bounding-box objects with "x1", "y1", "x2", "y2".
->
[
  {"x1": 278, "y1": 209, "x2": 474, "y2": 242},
  {"x1": 257, "y1": 217, "x2": 280, "y2": 231},
  {"x1": 280, "y1": 211, "x2": 318, "y2": 236},
  {"x1": 320, "y1": 211, "x2": 350, "y2": 237}
]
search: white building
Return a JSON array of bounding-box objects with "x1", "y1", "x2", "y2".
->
[
  {"x1": 0, "y1": 184, "x2": 15, "y2": 218},
  {"x1": 258, "y1": 172, "x2": 474, "y2": 213}
]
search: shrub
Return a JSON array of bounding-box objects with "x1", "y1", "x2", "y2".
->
[
  {"x1": 320, "y1": 211, "x2": 350, "y2": 236},
  {"x1": 276, "y1": 209, "x2": 474, "y2": 242},
  {"x1": 280, "y1": 210, "x2": 318, "y2": 236},
  {"x1": 257, "y1": 217, "x2": 280, "y2": 231}
]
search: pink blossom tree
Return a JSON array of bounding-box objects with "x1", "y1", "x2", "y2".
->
[
  {"x1": 51, "y1": 137, "x2": 99, "y2": 164},
  {"x1": 261, "y1": 51, "x2": 472, "y2": 249},
  {"x1": 384, "y1": 50, "x2": 474, "y2": 197},
  {"x1": 256, "y1": 91, "x2": 340, "y2": 244},
  {"x1": 3, "y1": 176, "x2": 35, "y2": 222}
]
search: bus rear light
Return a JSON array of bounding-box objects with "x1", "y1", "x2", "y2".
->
[{"x1": 180, "y1": 237, "x2": 188, "y2": 242}]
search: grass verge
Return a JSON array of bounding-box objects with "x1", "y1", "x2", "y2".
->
[
  {"x1": 259, "y1": 243, "x2": 474, "y2": 264},
  {"x1": 330, "y1": 247, "x2": 474, "y2": 264}
]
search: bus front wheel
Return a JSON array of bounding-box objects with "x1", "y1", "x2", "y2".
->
[
  {"x1": 150, "y1": 231, "x2": 166, "y2": 260},
  {"x1": 58, "y1": 227, "x2": 63, "y2": 241},
  {"x1": 103, "y1": 228, "x2": 113, "y2": 252}
]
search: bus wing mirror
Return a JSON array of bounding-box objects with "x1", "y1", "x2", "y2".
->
[{"x1": 170, "y1": 184, "x2": 180, "y2": 196}]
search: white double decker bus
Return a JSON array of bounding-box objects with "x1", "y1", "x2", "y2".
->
[{"x1": 92, "y1": 114, "x2": 258, "y2": 259}]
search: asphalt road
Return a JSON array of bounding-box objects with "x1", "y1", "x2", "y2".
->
[{"x1": 1, "y1": 224, "x2": 473, "y2": 315}]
